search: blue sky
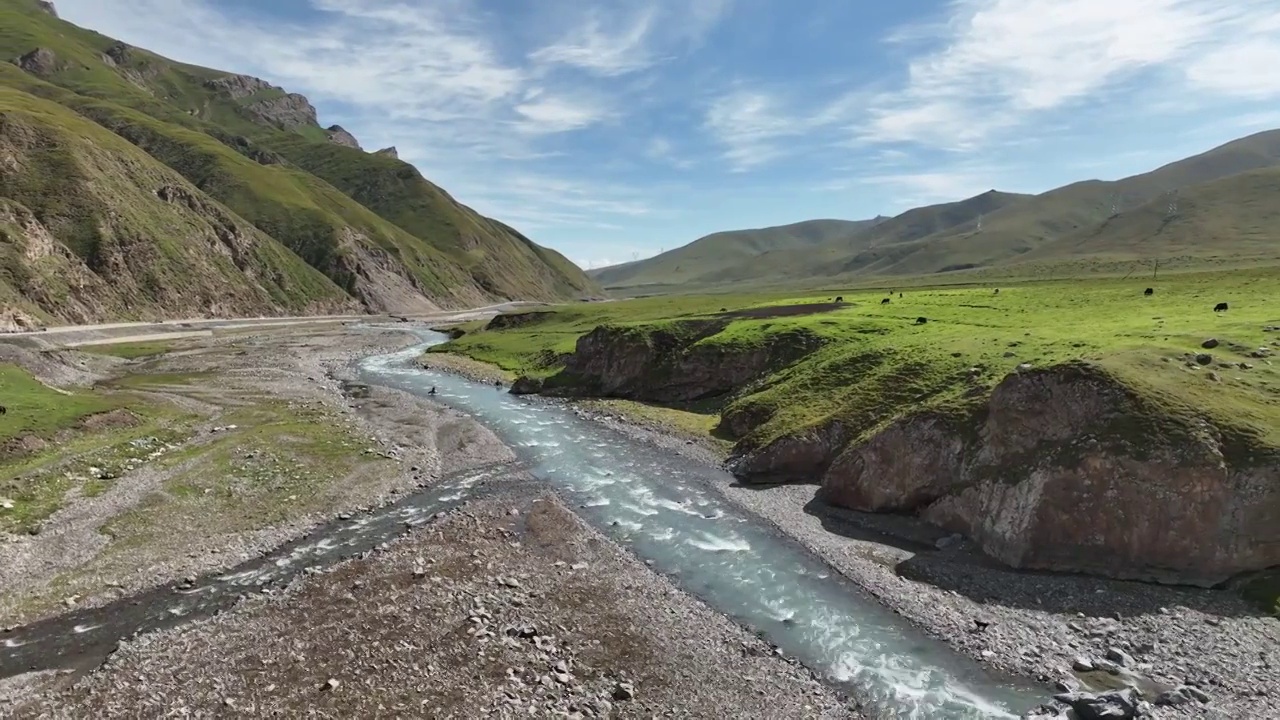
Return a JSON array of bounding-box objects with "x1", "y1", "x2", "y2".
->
[{"x1": 53, "y1": 0, "x2": 1280, "y2": 269}]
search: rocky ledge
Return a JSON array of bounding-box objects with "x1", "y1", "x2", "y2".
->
[
  {"x1": 816, "y1": 362, "x2": 1280, "y2": 587},
  {"x1": 530, "y1": 320, "x2": 822, "y2": 404}
]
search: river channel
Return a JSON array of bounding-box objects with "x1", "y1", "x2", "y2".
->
[{"x1": 1, "y1": 328, "x2": 1045, "y2": 719}]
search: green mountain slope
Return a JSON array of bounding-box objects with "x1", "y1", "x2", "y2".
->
[
  {"x1": 0, "y1": 0, "x2": 598, "y2": 320},
  {"x1": 597, "y1": 127, "x2": 1280, "y2": 292},
  {"x1": 0, "y1": 83, "x2": 356, "y2": 323},
  {"x1": 588, "y1": 217, "x2": 886, "y2": 289},
  {"x1": 687, "y1": 190, "x2": 1032, "y2": 287},
  {"x1": 1028, "y1": 165, "x2": 1280, "y2": 262},
  {"x1": 847, "y1": 129, "x2": 1280, "y2": 278}
]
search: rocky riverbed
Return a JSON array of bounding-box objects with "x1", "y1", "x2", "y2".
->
[
  {"x1": 1, "y1": 325, "x2": 855, "y2": 717},
  {"x1": 8, "y1": 484, "x2": 852, "y2": 718}
]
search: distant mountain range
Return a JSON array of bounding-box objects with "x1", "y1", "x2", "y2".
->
[
  {"x1": 589, "y1": 129, "x2": 1280, "y2": 291},
  {"x1": 0, "y1": 0, "x2": 599, "y2": 324}
]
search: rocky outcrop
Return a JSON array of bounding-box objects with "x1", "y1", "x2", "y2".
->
[
  {"x1": 819, "y1": 362, "x2": 1280, "y2": 586},
  {"x1": 726, "y1": 421, "x2": 850, "y2": 483},
  {"x1": 204, "y1": 74, "x2": 319, "y2": 130},
  {"x1": 534, "y1": 322, "x2": 823, "y2": 404},
  {"x1": 325, "y1": 125, "x2": 361, "y2": 150},
  {"x1": 486, "y1": 311, "x2": 554, "y2": 331},
  {"x1": 36, "y1": 0, "x2": 57, "y2": 17},
  {"x1": 509, "y1": 376, "x2": 545, "y2": 395},
  {"x1": 245, "y1": 93, "x2": 318, "y2": 130},
  {"x1": 13, "y1": 47, "x2": 58, "y2": 76},
  {"x1": 375, "y1": 146, "x2": 399, "y2": 159},
  {"x1": 203, "y1": 73, "x2": 276, "y2": 100},
  {"x1": 0, "y1": 308, "x2": 41, "y2": 333}
]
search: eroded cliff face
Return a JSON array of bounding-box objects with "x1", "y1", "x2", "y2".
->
[
  {"x1": 539, "y1": 322, "x2": 824, "y2": 404},
  {"x1": 819, "y1": 363, "x2": 1280, "y2": 586}
]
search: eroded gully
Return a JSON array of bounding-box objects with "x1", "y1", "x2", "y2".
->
[{"x1": 1, "y1": 328, "x2": 1046, "y2": 719}]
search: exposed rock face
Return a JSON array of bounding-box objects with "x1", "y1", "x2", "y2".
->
[
  {"x1": 36, "y1": 0, "x2": 57, "y2": 17},
  {"x1": 727, "y1": 421, "x2": 850, "y2": 483},
  {"x1": 820, "y1": 413, "x2": 966, "y2": 510},
  {"x1": 375, "y1": 146, "x2": 399, "y2": 159},
  {"x1": 537, "y1": 322, "x2": 822, "y2": 404},
  {"x1": 330, "y1": 227, "x2": 447, "y2": 314},
  {"x1": 203, "y1": 73, "x2": 276, "y2": 100},
  {"x1": 819, "y1": 362, "x2": 1280, "y2": 586},
  {"x1": 14, "y1": 48, "x2": 58, "y2": 76},
  {"x1": 325, "y1": 124, "x2": 361, "y2": 150},
  {"x1": 509, "y1": 376, "x2": 545, "y2": 395},
  {"x1": 0, "y1": 308, "x2": 41, "y2": 332},
  {"x1": 486, "y1": 311, "x2": 554, "y2": 331},
  {"x1": 245, "y1": 93, "x2": 318, "y2": 130},
  {"x1": 204, "y1": 74, "x2": 319, "y2": 130}
]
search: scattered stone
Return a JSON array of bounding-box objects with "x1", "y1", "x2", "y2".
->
[
  {"x1": 612, "y1": 681, "x2": 635, "y2": 701},
  {"x1": 322, "y1": 678, "x2": 340, "y2": 691},
  {"x1": 1183, "y1": 685, "x2": 1211, "y2": 703},
  {"x1": 935, "y1": 533, "x2": 963, "y2": 550},
  {"x1": 1053, "y1": 688, "x2": 1140, "y2": 720},
  {"x1": 0, "y1": 497, "x2": 13, "y2": 510},
  {"x1": 1155, "y1": 688, "x2": 1191, "y2": 706},
  {"x1": 1194, "y1": 353, "x2": 1213, "y2": 365},
  {"x1": 1105, "y1": 647, "x2": 1135, "y2": 667},
  {"x1": 1201, "y1": 338, "x2": 1219, "y2": 349},
  {"x1": 1072, "y1": 656, "x2": 1095, "y2": 672}
]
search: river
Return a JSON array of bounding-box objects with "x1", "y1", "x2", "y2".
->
[
  {"x1": 357, "y1": 331, "x2": 1044, "y2": 719},
  {"x1": 1, "y1": 328, "x2": 1045, "y2": 719}
]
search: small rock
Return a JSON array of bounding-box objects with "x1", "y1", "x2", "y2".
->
[
  {"x1": 1194, "y1": 353, "x2": 1213, "y2": 365},
  {"x1": 1105, "y1": 647, "x2": 1135, "y2": 667},
  {"x1": 1053, "y1": 688, "x2": 1140, "y2": 720},
  {"x1": 1072, "y1": 656, "x2": 1095, "y2": 672},
  {"x1": 322, "y1": 678, "x2": 340, "y2": 691},
  {"x1": 612, "y1": 681, "x2": 635, "y2": 701},
  {"x1": 1183, "y1": 685, "x2": 1210, "y2": 703},
  {"x1": 1155, "y1": 688, "x2": 1191, "y2": 706},
  {"x1": 1201, "y1": 338, "x2": 1219, "y2": 349},
  {"x1": 0, "y1": 498, "x2": 13, "y2": 510},
  {"x1": 1092, "y1": 658, "x2": 1122, "y2": 675},
  {"x1": 935, "y1": 533, "x2": 963, "y2": 550}
]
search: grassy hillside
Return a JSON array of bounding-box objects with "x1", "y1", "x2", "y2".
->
[
  {"x1": 0, "y1": 83, "x2": 355, "y2": 322},
  {"x1": 1029, "y1": 165, "x2": 1280, "y2": 261},
  {"x1": 588, "y1": 217, "x2": 886, "y2": 289},
  {"x1": 0, "y1": 0, "x2": 597, "y2": 319}
]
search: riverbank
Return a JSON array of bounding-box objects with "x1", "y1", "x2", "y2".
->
[
  {"x1": 413, "y1": 342, "x2": 1278, "y2": 719},
  {"x1": 1, "y1": 326, "x2": 460, "y2": 626}
]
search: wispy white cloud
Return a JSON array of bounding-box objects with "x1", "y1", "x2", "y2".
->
[
  {"x1": 529, "y1": 7, "x2": 660, "y2": 76},
  {"x1": 857, "y1": 0, "x2": 1280, "y2": 150}
]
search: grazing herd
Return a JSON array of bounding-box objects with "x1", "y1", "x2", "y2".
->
[{"x1": 820, "y1": 287, "x2": 1234, "y2": 326}]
